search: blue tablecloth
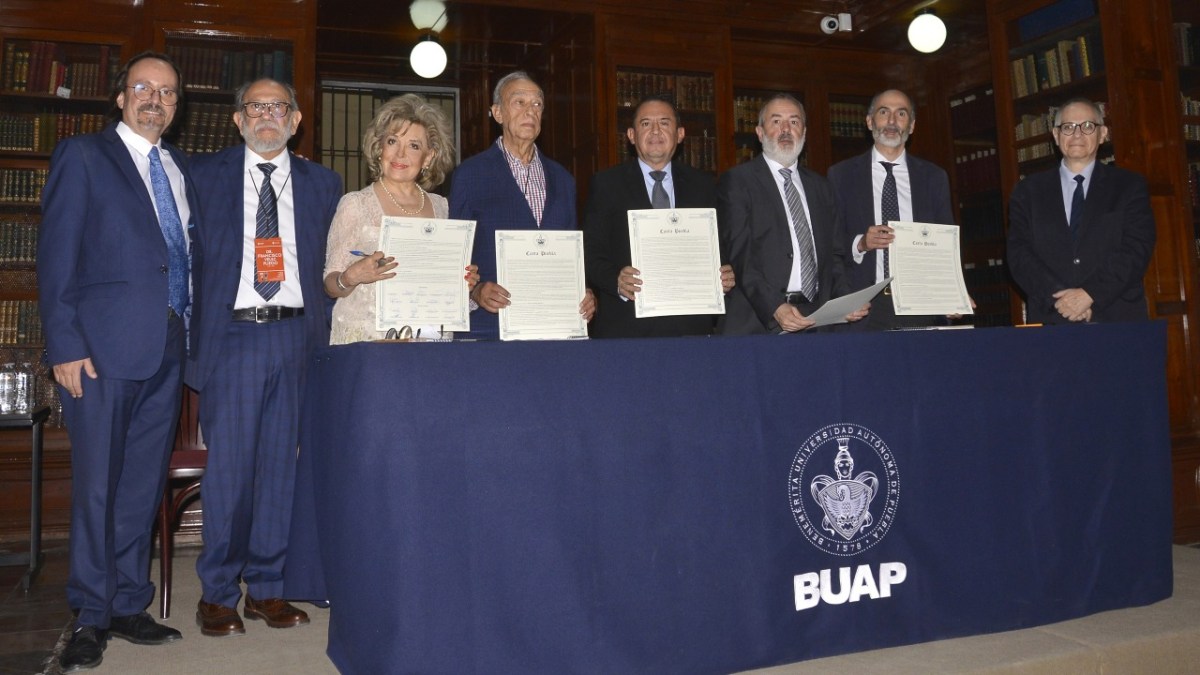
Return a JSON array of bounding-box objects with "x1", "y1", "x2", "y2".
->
[{"x1": 285, "y1": 323, "x2": 1172, "y2": 674}]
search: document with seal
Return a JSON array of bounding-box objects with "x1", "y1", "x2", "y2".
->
[
  {"x1": 375, "y1": 216, "x2": 476, "y2": 332},
  {"x1": 495, "y1": 229, "x2": 588, "y2": 341},
  {"x1": 627, "y1": 208, "x2": 725, "y2": 318},
  {"x1": 887, "y1": 221, "x2": 973, "y2": 316}
]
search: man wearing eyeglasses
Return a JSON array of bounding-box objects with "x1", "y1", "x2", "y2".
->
[
  {"x1": 186, "y1": 78, "x2": 341, "y2": 638},
  {"x1": 39, "y1": 51, "x2": 194, "y2": 671},
  {"x1": 1007, "y1": 97, "x2": 1155, "y2": 323}
]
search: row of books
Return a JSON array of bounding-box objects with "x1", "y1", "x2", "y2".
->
[
  {"x1": 172, "y1": 102, "x2": 242, "y2": 155},
  {"x1": 949, "y1": 89, "x2": 997, "y2": 137},
  {"x1": 0, "y1": 112, "x2": 107, "y2": 153},
  {"x1": 616, "y1": 131, "x2": 718, "y2": 172},
  {"x1": 615, "y1": 71, "x2": 715, "y2": 112},
  {"x1": 962, "y1": 258, "x2": 1010, "y2": 288},
  {"x1": 1183, "y1": 95, "x2": 1200, "y2": 142},
  {"x1": 959, "y1": 198, "x2": 1005, "y2": 244},
  {"x1": 733, "y1": 96, "x2": 770, "y2": 133},
  {"x1": 0, "y1": 300, "x2": 41, "y2": 346},
  {"x1": 1009, "y1": 30, "x2": 1103, "y2": 99},
  {"x1": 0, "y1": 213, "x2": 38, "y2": 263},
  {"x1": 166, "y1": 45, "x2": 293, "y2": 92},
  {"x1": 0, "y1": 169, "x2": 47, "y2": 204},
  {"x1": 955, "y1": 148, "x2": 1001, "y2": 197},
  {"x1": 1187, "y1": 162, "x2": 1200, "y2": 210},
  {"x1": 1, "y1": 41, "x2": 117, "y2": 97},
  {"x1": 1173, "y1": 23, "x2": 1200, "y2": 66},
  {"x1": 829, "y1": 101, "x2": 868, "y2": 139}
]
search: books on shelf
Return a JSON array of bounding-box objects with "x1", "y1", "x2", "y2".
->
[
  {"x1": 0, "y1": 212, "x2": 38, "y2": 263},
  {"x1": 955, "y1": 148, "x2": 1001, "y2": 196},
  {"x1": 175, "y1": 101, "x2": 240, "y2": 154},
  {"x1": 615, "y1": 70, "x2": 714, "y2": 112},
  {"x1": 829, "y1": 100, "x2": 867, "y2": 138},
  {"x1": 0, "y1": 111, "x2": 106, "y2": 153},
  {"x1": 166, "y1": 44, "x2": 294, "y2": 92},
  {"x1": 0, "y1": 169, "x2": 48, "y2": 203},
  {"x1": 1008, "y1": 29, "x2": 1104, "y2": 99},
  {"x1": 1174, "y1": 23, "x2": 1200, "y2": 66},
  {"x1": 1, "y1": 40, "x2": 117, "y2": 97},
  {"x1": 0, "y1": 300, "x2": 41, "y2": 345},
  {"x1": 949, "y1": 89, "x2": 997, "y2": 136}
]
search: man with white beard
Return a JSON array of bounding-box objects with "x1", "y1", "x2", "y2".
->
[
  {"x1": 718, "y1": 94, "x2": 868, "y2": 334},
  {"x1": 828, "y1": 89, "x2": 955, "y2": 330},
  {"x1": 186, "y1": 78, "x2": 342, "y2": 638}
]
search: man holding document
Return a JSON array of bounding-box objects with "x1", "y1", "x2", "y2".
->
[
  {"x1": 585, "y1": 94, "x2": 735, "y2": 338},
  {"x1": 828, "y1": 89, "x2": 957, "y2": 330},
  {"x1": 718, "y1": 94, "x2": 867, "y2": 334}
]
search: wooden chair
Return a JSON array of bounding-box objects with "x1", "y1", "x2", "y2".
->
[{"x1": 156, "y1": 388, "x2": 205, "y2": 619}]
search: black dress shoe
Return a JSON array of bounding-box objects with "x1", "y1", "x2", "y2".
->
[
  {"x1": 108, "y1": 611, "x2": 183, "y2": 645},
  {"x1": 60, "y1": 625, "x2": 106, "y2": 673}
]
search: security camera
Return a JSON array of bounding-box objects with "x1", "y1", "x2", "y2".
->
[{"x1": 820, "y1": 16, "x2": 840, "y2": 35}]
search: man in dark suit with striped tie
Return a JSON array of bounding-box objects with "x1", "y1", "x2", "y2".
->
[
  {"x1": 187, "y1": 78, "x2": 341, "y2": 638},
  {"x1": 828, "y1": 89, "x2": 957, "y2": 330},
  {"x1": 1007, "y1": 97, "x2": 1155, "y2": 323},
  {"x1": 718, "y1": 94, "x2": 868, "y2": 335}
]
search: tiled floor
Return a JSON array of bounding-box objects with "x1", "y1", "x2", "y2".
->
[{"x1": 0, "y1": 541, "x2": 72, "y2": 675}]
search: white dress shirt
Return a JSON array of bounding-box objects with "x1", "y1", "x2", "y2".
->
[
  {"x1": 234, "y1": 149, "x2": 303, "y2": 309},
  {"x1": 762, "y1": 155, "x2": 818, "y2": 294}
]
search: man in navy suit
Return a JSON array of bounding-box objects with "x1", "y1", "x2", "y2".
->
[
  {"x1": 186, "y1": 79, "x2": 341, "y2": 637},
  {"x1": 584, "y1": 94, "x2": 734, "y2": 338},
  {"x1": 450, "y1": 70, "x2": 595, "y2": 339},
  {"x1": 718, "y1": 94, "x2": 867, "y2": 335},
  {"x1": 828, "y1": 89, "x2": 957, "y2": 330},
  {"x1": 1008, "y1": 97, "x2": 1155, "y2": 323},
  {"x1": 39, "y1": 51, "x2": 191, "y2": 672}
]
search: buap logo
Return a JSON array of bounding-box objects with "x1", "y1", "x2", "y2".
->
[{"x1": 788, "y1": 423, "x2": 899, "y2": 556}]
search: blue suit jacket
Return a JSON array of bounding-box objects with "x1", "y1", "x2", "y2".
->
[
  {"x1": 38, "y1": 123, "x2": 199, "y2": 380},
  {"x1": 827, "y1": 150, "x2": 955, "y2": 292},
  {"x1": 185, "y1": 145, "x2": 341, "y2": 391},
  {"x1": 449, "y1": 141, "x2": 577, "y2": 339},
  {"x1": 1007, "y1": 161, "x2": 1155, "y2": 323}
]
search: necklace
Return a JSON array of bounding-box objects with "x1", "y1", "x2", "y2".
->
[{"x1": 378, "y1": 180, "x2": 426, "y2": 216}]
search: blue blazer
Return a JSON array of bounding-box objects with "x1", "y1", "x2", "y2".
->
[
  {"x1": 450, "y1": 141, "x2": 577, "y2": 339},
  {"x1": 1007, "y1": 161, "x2": 1155, "y2": 323},
  {"x1": 827, "y1": 150, "x2": 955, "y2": 292},
  {"x1": 38, "y1": 123, "x2": 200, "y2": 380},
  {"x1": 185, "y1": 145, "x2": 341, "y2": 391}
]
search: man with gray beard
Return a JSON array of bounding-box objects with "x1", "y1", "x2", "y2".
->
[
  {"x1": 718, "y1": 94, "x2": 867, "y2": 334},
  {"x1": 828, "y1": 89, "x2": 955, "y2": 330},
  {"x1": 186, "y1": 78, "x2": 341, "y2": 637}
]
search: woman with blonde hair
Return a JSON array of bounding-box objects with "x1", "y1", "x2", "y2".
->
[{"x1": 323, "y1": 93, "x2": 477, "y2": 343}]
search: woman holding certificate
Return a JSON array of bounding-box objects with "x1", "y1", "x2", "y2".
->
[{"x1": 323, "y1": 94, "x2": 478, "y2": 343}]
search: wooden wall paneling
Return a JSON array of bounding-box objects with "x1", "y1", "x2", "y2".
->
[{"x1": 539, "y1": 16, "x2": 598, "y2": 212}]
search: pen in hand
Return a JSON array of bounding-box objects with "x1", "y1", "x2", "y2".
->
[
  {"x1": 350, "y1": 250, "x2": 369, "y2": 257},
  {"x1": 351, "y1": 250, "x2": 391, "y2": 268}
]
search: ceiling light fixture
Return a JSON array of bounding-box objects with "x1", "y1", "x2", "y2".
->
[
  {"x1": 409, "y1": 0, "x2": 448, "y2": 33},
  {"x1": 908, "y1": 8, "x2": 947, "y2": 54},
  {"x1": 410, "y1": 34, "x2": 447, "y2": 79}
]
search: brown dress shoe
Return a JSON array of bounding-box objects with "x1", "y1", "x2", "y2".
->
[
  {"x1": 243, "y1": 595, "x2": 310, "y2": 629},
  {"x1": 196, "y1": 600, "x2": 246, "y2": 637}
]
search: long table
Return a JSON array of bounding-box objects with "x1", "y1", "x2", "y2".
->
[{"x1": 284, "y1": 322, "x2": 1173, "y2": 674}]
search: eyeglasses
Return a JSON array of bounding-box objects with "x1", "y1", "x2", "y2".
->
[
  {"x1": 127, "y1": 83, "x2": 178, "y2": 105},
  {"x1": 241, "y1": 101, "x2": 291, "y2": 119},
  {"x1": 1056, "y1": 121, "x2": 1100, "y2": 136}
]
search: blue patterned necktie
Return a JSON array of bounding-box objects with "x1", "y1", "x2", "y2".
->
[
  {"x1": 649, "y1": 170, "x2": 670, "y2": 209},
  {"x1": 254, "y1": 163, "x2": 280, "y2": 301},
  {"x1": 147, "y1": 147, "x2": 189, "y2": 316},
  {"x1": 880, "y1": 161, "x2": 899, "y2": 279},
  {"x1": 779, "y1": 168, "x2": 818, "y2": 300},
  {"x1": 1069, "y1": 174, "x2": 1085, "y2": 238}
]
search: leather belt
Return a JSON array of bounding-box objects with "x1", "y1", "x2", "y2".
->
[
  {"x1": 232, "y1": 306, "x2": 304, "y2": 323},
  {"x1": 784, "y1": 291, "x2": 810, "y2": 306}
]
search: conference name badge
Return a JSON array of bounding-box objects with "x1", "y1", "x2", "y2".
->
[{"x1": 255, "y1": 237, "x2": 285, "y2": 282}]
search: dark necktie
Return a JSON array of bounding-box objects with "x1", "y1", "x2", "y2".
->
[
  {"x1": 254, "y1": 162, "x2": 280, "y2": 301},
  {"x1": 880, "y1": 161, "x2": 899, "y2": 279},
  {"x1": 779, "y1": 168, "x2": 818, "y2": 300},
  {"x1": 649, "y1": 170, "x2": 670, "y2": 209},
  {"x1": 1069, "y1": 174, "x2": 1085, "y2": 237},
  {"x1": 147, "y1": 147, "x2": 189, "y2": 316}
]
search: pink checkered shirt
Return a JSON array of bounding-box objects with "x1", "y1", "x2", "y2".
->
[{"x1": 496, "y1": 137, "x2": 547, "y2": 226}]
